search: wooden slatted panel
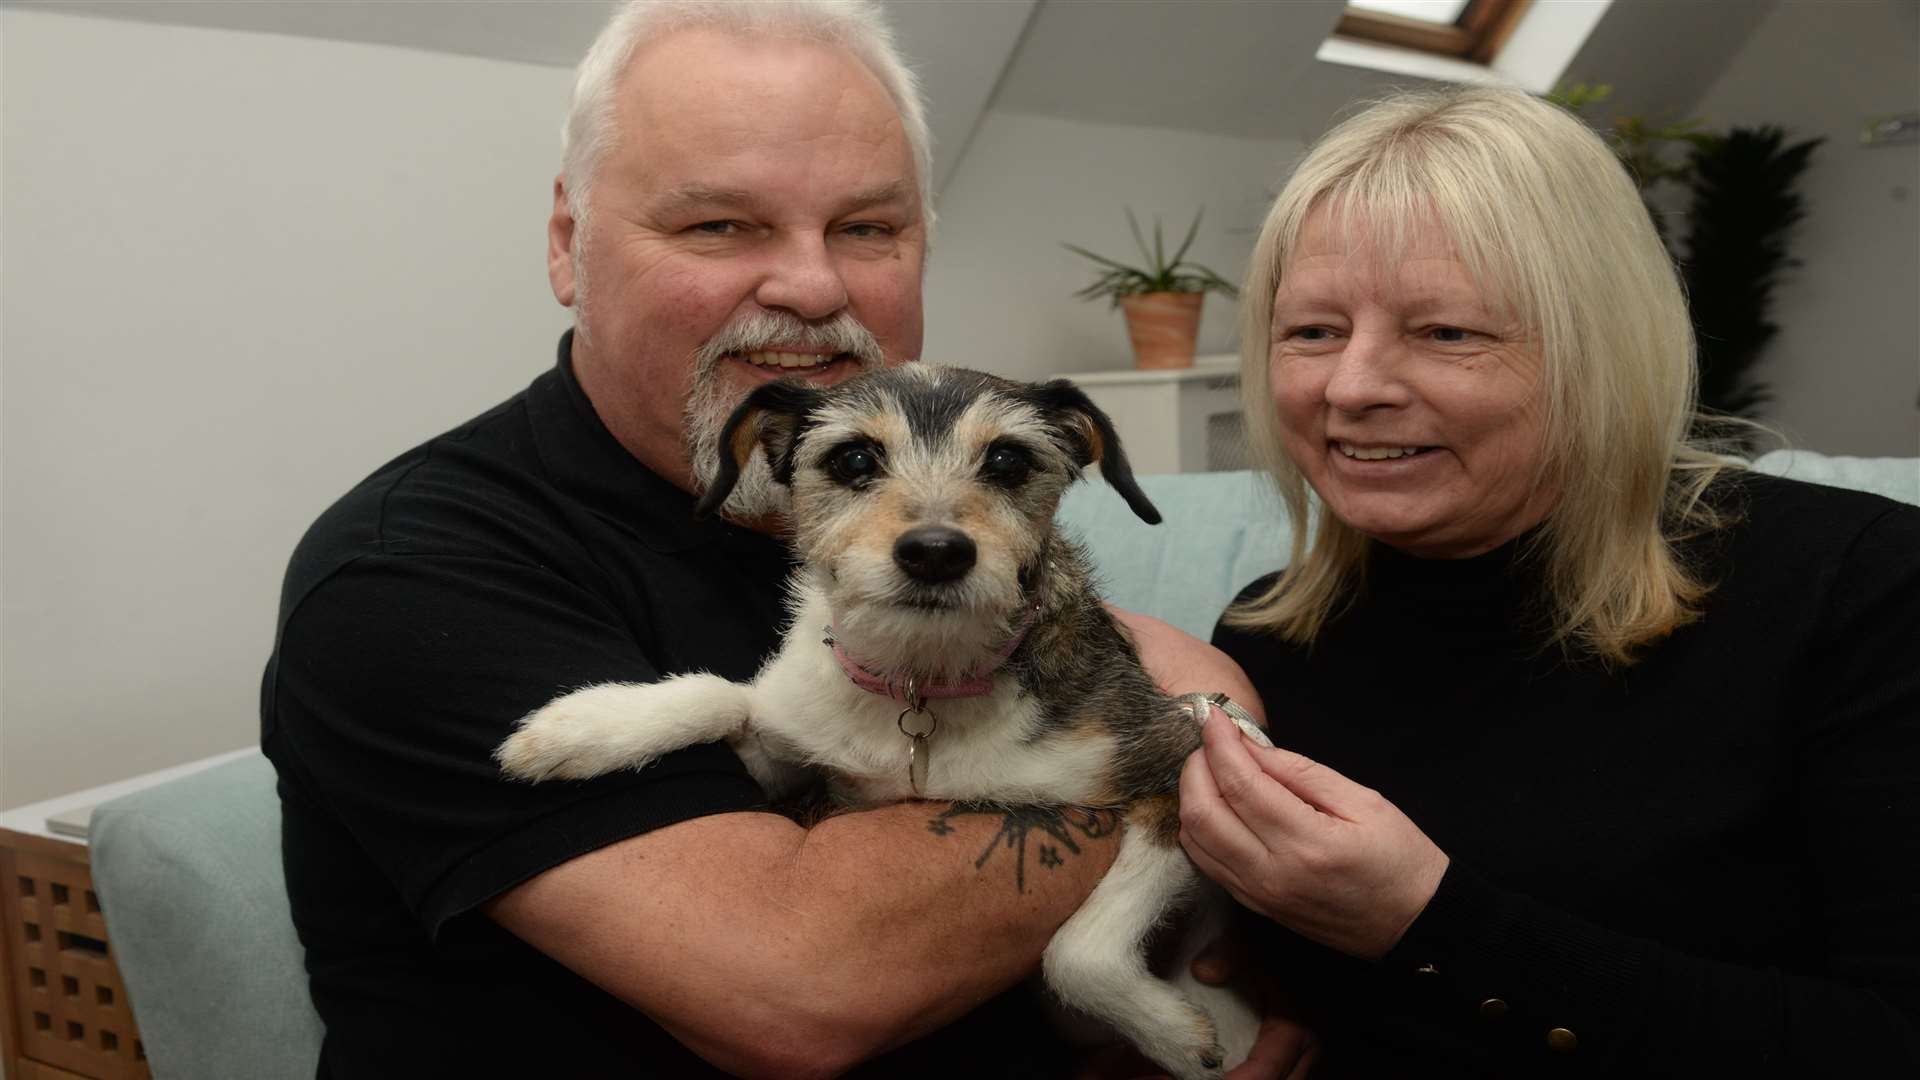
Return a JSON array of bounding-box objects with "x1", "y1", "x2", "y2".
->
[{"x1": 1, "y1": 839, "x2": 149, "y2": 1080}]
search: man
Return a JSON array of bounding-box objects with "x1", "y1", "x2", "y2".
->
[{"x1": 263, "y1": 2, "x2": 1291, "y2": 1076}]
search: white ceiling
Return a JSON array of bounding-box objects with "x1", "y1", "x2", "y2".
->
[
  {"x1": 989, "y1": 0, "x2": 1780, "y2": 144},
  {"x1": 7, "y1": 2, "x2": 627, "y2": 67},
  {"x1": 993, "y1": 0, "x2": 1363, "y2": 142},
  {"x1": 9, "y1": 0, "x2": 1779, "y2": 171},
  {"x1": 4, "y1": 0, "x2": 1039, "y2": 192}
]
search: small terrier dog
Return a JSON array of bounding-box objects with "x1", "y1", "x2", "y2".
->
[{"x1": 497, "y1": 365, "x2": 1265, "y2": 1078}]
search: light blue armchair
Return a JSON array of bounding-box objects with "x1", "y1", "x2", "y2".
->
[{"x1": 87, "y1": 455, "x2": 1916, "y2": 1078}]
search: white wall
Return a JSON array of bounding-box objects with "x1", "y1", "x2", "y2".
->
[
  {"x1": 926, "y1": 110, "x2": 1301, "y2": 379},
  {"x1": 1686, "y1": 0, "x2": 1920, "y2": 457},
  {"x1": 0, "y1": 9, "x2": 575, "y2": 807},
  {"x1": 6, "y1": 0, "x2": 1914, "y2": 807},
  {"x1": 0, "y1": 7, "x2": 1291, "y2": 808}
]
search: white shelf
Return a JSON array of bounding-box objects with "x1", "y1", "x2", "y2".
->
[
  {"x1": 1057, "y1": 355, "x2": 1247, "y2": 476},
  {"x1": 1067, "y1": 354, "x2": 1240, "y2": 386},
  {"x1": 0, "y1": 747, "x2": 257, "y2": 845}
]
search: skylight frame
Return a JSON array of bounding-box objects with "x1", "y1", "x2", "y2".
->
[{"x1": 1336, "y1": 0, "x2": 1532, "y2": 63}]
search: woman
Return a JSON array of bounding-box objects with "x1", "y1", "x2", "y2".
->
[{"x1": 1177, "y1": 86, "x2": 1920, "y2": 1075}]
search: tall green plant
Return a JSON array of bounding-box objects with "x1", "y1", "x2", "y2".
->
[
  {"x1": 1550, "y1": 83, "x2": 1714, "y2": 194},
  {"x1": 1551, "y1": 83, "x2": 1821, "y2": 421},
  {"x1": 1681, "y1": 127, "x2": 1823, "y2": 418}
]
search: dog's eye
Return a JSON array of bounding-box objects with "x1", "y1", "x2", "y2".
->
[
  {"x1": 980, "y1": 444, "x2": 1033, "y2": 488},
  {"x1": 827, "y1": 443, "x2": 881, "y2": 487}
]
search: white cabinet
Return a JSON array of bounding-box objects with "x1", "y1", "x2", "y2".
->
[{"x1": 1057, "y1": 354, "x2": 1248, "y2": 476}]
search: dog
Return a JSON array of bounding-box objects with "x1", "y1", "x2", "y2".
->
[{"x1": 496, "y1": 364, "x2": 1268, "y2": 1078}]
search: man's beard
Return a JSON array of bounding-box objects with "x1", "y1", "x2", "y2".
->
[{"x1": 683, "y1": 311, "x2": 886, "y2": 520}]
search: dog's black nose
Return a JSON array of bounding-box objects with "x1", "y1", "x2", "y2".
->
[{"x1": 893, "y1": 526, "x2": 976, "y2": 584}]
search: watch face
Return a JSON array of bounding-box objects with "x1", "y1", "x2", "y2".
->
[{"x1": 1205, "y1": 695, "x2": 1272, "y2": 747}]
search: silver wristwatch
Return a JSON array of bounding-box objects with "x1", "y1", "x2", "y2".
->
[{"x1": 1178, "y1": 691, "x2": 1273, "y2": 748}]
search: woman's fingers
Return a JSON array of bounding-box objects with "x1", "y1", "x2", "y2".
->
[
  {"x1": 1178, "y1": 744, "x2": 1269, "y2": 868},
  {"x1": 1243, "y1": 739, "x2": 1382, "y2": 822},
  {"x1": 1199, "y1": 711, "x2": 1318, "y2": 838},
  {"x1": 1180, "y1": 716, "x2": 1453, "y2": 959}
]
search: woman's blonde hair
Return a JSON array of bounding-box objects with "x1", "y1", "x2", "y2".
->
[{"x1": 1228, "y1": 85, "x2": 1746, "y2": 665}]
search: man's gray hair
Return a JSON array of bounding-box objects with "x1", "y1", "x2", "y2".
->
[{"x1": 561, "y1": 0, "x2": 934, "y2": 236}]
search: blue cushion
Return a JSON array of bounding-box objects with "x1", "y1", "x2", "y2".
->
[
  {"x1": 91, "y1": 754, "x2": 322, "y2": 1080},
  {"x1": 1060, "y1": 470, "x2": 1290, "y2": 639},
  {"x1": 1752, "y1": 449, "x2": 1918, "y2": 505}
]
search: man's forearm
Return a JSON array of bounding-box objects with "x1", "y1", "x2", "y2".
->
[
  {"x1": 783, "y1": 800, "x2": 1121, "y2": 1048},
  {"x1": 489, "y1": 802, "x2": 1120, "y2": 1079}
]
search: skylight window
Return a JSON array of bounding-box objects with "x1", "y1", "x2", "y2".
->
[
  {"x1": 1337, "y1": 0, "x2": 1529, "y2": 62},
  {"x1": 1319, "y1": 0, "x2": 1608, "y2": 93},
  {"x1": 1349, "y1": 0, "x2": 1471, "y2": 24}
]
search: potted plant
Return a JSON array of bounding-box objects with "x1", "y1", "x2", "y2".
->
[
  {"x1": 1552, "y1": 83, "x2": 1822, "y2": 428},
  {"x1": 1064, "y1": 209, "x2": 1239, "y2": 369}
]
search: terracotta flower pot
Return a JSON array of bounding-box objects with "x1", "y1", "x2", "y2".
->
[{"x1": 1120, "y1": 291, "x2": 1205, "y2": 370}]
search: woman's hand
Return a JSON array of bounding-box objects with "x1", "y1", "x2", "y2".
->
[
  {"x1": 1178, "y1": 711, "x2": 1449, "y2": 960},
  {"x1": 1192, "y1": 937, "x2": 1319, "y2": 1079},
  {"x1": 1108, "y1": 608, "x2": 1266, "y2": 725}
]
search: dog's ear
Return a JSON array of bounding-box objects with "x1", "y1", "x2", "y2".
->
[
  {"x1": 1027, "y1": 379, "x2": 1161, "y2": 525},
  {"x1": 694, "y1": 379, "x2": 822, "y2": 519}
]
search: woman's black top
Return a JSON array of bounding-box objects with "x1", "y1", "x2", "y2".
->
[{"x1": 1214, "y1": 472, "x2": 1920, "y2": 1077}]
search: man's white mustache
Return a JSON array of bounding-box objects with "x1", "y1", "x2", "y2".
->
[{"x1": 695, "y1": 312, "x2": 884, "y2": 368}]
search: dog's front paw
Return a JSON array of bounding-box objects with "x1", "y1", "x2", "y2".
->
[
  {"x1": 495, "y1": 693, "x2": 635, "y2": 782},
  {"x1": 495, "y1": 726, "x2": 576, "y2": 782},
  {"x1": 497, "y1": 677, "x2": 754, "y2": 784}
]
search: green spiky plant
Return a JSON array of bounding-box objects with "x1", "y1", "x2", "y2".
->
[
  {"x1": 1681, "y1": 127, "x2": 1823, "y2": 418},
  {"x1": 1550, "y1": 83, "x2": 1717, "y2": 195},
  {"x1": 1063, "y1": 209, "x2": 1239, "y2": 307},
  {"x1": 1551, "y1": 83, "x2": 1822, "y2": 425},
  {"x1": 1549, "y1": 82, "x2": 1716, "y2": 248}
]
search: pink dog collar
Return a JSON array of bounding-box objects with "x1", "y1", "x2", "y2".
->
[{"x1": 827, "y1": 604, "x2": 1041, "y2": 703}]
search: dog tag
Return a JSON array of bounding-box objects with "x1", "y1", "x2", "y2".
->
[
  {"x1": 906, "y1": 734, "x2": 930, "y2": 794},
  {"x1": 898, "y1": 704, "x2": 937, "y2": 795}
]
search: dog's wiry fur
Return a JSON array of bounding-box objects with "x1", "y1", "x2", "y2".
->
[{"x1": 496, "y1": 365, "x2": 1262, "y2": 1078}]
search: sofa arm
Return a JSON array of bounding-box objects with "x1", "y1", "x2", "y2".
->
[
  {"x1": 1059, "y1": 470, "x2": 1291, "y2": 639},
  {"x1": 89, "y1": 752, "x2": 322, "y2": 1080},
  {"x1": 1752, "y1": 449, "x2": 1920, "y2": 506}
]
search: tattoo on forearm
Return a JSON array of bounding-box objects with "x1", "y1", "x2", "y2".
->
[{"x1": 926, "y1": 804, "x2": 1121, "y2": 893}]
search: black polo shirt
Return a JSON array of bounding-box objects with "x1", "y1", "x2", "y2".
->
[{"x1": 262, "y1": 333, "x2": 1066, "y2": 1078}]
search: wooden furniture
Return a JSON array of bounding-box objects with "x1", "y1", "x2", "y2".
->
[
  {"x1": 0, "y1": 754, "x2": 246, "y2": 1080},
  {"x1": 0, "y1": 830, "x2": 146, "y2": 1080},
  {"x1": 1059, "y1": 354, "x2": 1247, "y2": 476}
]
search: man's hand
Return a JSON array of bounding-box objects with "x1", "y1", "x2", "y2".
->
[
  {"x1": 1108, "y1": 608, "x2": 1265, "y2": 725},
  {"x1": 1180, "y1": 711, "x2": 1449, "y2": 960},
  {"x1": 1222, "y1": 1008, "x2": 1317, "y2": 1079},
  {"x1": 1191, "y1": 937, "x2": 1318, "y2": 1079}
]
